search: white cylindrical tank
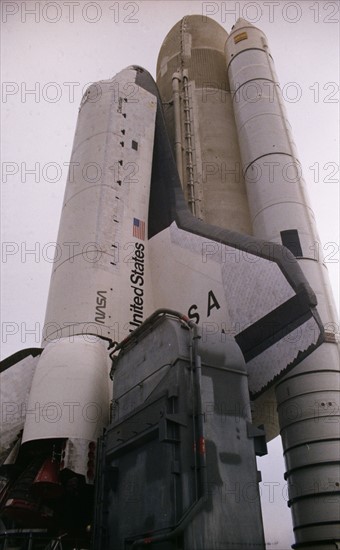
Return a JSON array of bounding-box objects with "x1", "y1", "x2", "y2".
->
[
  {"x1": 225, "y1": 19, "x2": 337, "y2": 326},
  {"x1": 226, "y1": 18, "x2": 340, "y2": 548}
]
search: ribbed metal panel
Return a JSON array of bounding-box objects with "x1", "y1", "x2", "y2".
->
[
  {"x1": 283, "y1": 439, "x2": 340, "y2": 473},
  {"x1": 293, "y1": 523, "x2": 340, "y2": 548},
  {"x1": 187, "y1": 49, "x2": 228, "y2": 89},
  {"x1": 278, "y1": 392, "x2": 340, "y2": 430}
]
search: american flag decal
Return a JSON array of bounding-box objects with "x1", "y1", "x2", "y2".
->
[{"x1": 133, "y1": 218, "x2": 145, "y2": 240}]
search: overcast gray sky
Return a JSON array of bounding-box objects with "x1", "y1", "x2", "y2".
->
[{"x1": 1, "y1": 1, "x2": 339, "y2": 548}]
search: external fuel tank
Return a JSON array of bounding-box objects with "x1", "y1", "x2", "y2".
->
[{"x1": 156, "y1": 15, "x2": 252, "y2": 234}]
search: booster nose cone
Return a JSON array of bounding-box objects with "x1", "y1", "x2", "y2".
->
[
  {"x1": 226, "y1": 16, "x2": 270, "y2": 67},
  {"x1": 231, "y1": 17, "x2": 257, "y2": 31}
]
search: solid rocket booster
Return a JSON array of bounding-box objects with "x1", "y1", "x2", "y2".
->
[
  {"x1": 225, "y1": 19, "x2": 340, "y2": 548},
  {"x1": 225, "y1": 19, "x2": 338, "y2": 327},
  {"x1": 156, "y1": 15, "x2": 340, "y2": 549}
]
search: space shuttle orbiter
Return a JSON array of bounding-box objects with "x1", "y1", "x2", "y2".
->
[{"x1": 0, "y1": 15, "x2": 338, "y2": 550}]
